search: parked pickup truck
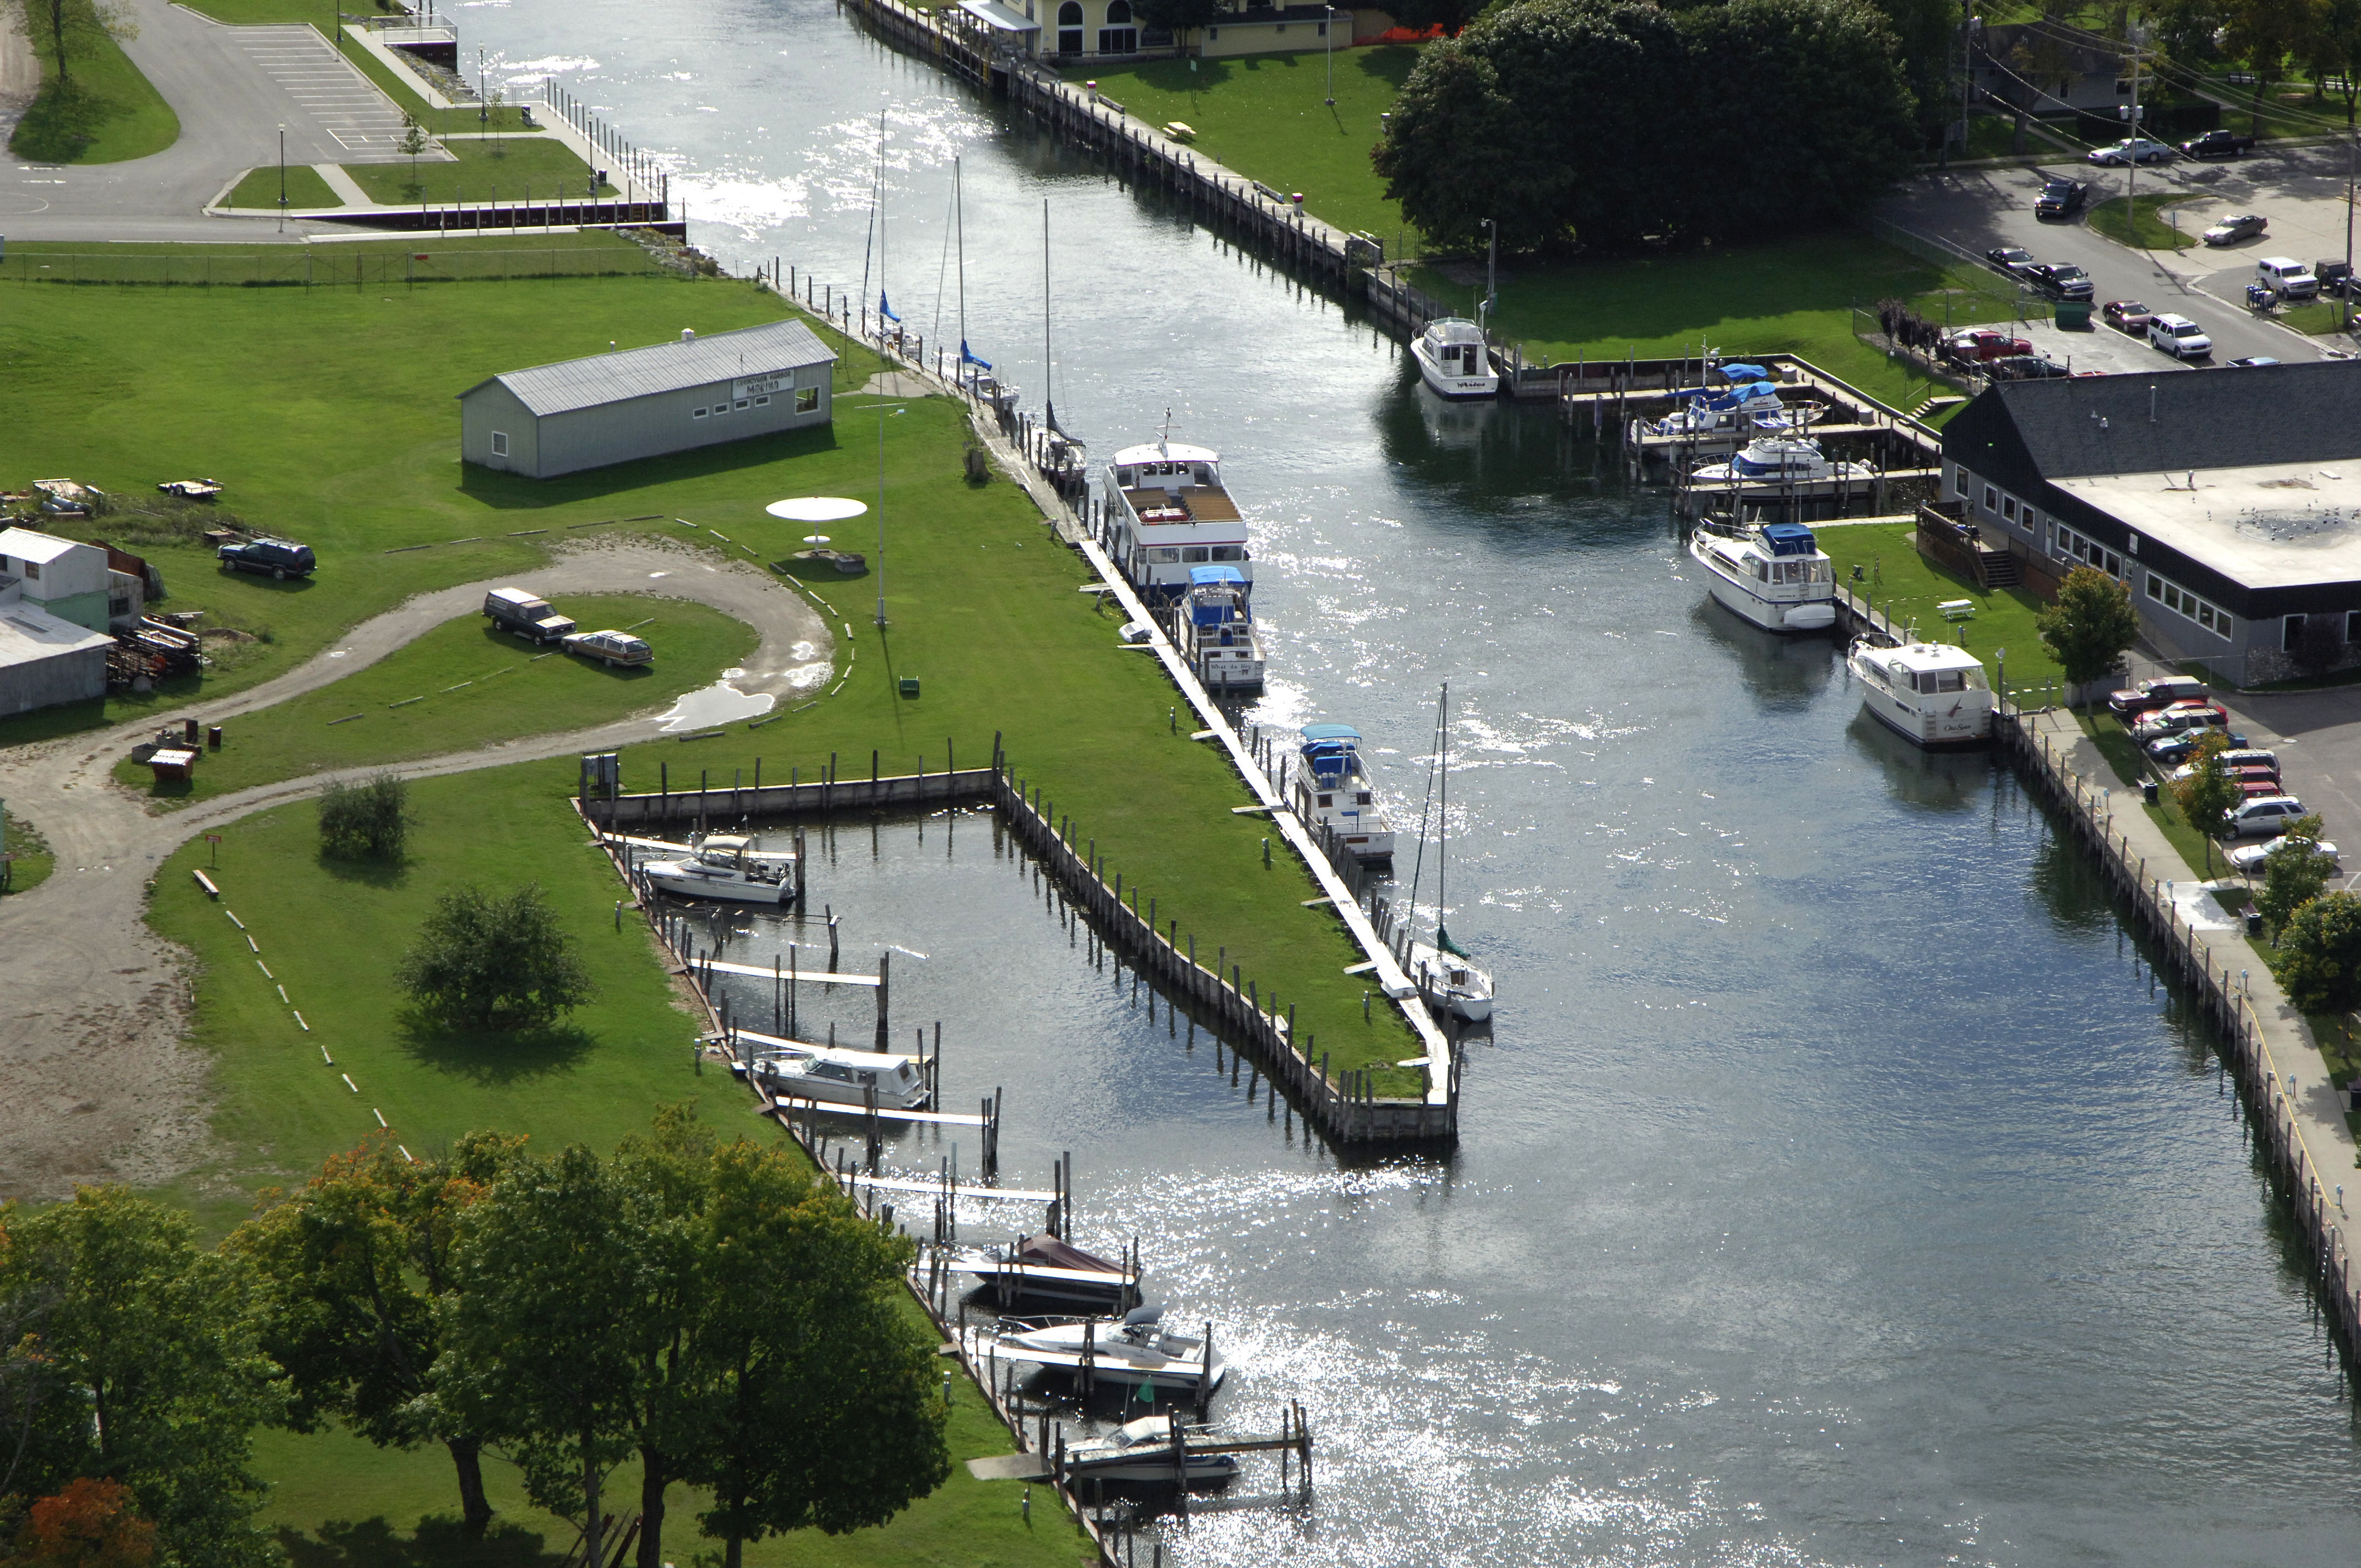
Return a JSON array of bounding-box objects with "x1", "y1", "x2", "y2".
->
[
  {"x1": 2181, "y1": 129, "x2": 2256, "y2": 160},
  {"x1": 2107, "y1": 674, "x2": 2206, "y2": 716},
  {"x1": 1943, "y1": 328, "x2": 2033, "y2": 362},
  {"x1": 483, "y1": 586, "x2": 576, "y2": 644}
]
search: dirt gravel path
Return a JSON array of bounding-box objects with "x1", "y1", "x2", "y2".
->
[{"x1": 0, "y1": 539, "x2": 833, "y2": 1201}]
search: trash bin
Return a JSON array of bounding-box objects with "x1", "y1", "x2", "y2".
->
[
  {"x1": 898, "y1": 677, "x2": 921, "y2": 698},
  {"x1": 2055, "y1": 300, "x2": 2092, "y2": 330},
  {"x1": 2247, "y1": 910, "x2": 2265, "y2": 937},
  {"x1": 2142, "y1": 778, "x2": 2159, "y2": 805}
]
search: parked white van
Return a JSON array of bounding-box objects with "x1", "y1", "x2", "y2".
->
[{"x1": 2256, "y1": 257, "x2": 2321, "y2": 300}]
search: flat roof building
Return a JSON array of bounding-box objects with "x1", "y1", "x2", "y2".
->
[
  {"x1": 457, "y1": 318, "x2": 837, "y2": 480},
  {"x1": 1942, "y1": 364, "x2": 2361, "y2": 687}
]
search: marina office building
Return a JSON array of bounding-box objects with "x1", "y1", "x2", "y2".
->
[
  {"x1": 1941, "y1": 364, "x2": 2361, "y2": 687},
  {"x1": 457, "y1": 319, "x2": 836, "y2": 480}
]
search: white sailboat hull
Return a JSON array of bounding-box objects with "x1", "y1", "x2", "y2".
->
[{"x1": 1407, "y1": 940, "x2": 1493, "y2": 1023}]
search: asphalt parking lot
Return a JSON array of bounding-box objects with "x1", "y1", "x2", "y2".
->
[{"x1": 2196, "y1": 683, "x2": 2361, "y2": 895}]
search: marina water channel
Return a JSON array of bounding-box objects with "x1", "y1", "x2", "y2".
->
[{"x1": 468, "y1": 4, "x2": 2361, "y2": 1559}]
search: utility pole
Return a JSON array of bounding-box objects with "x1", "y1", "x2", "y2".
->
[
  {"x1": 1948, "y1": 0, "x2": 1972, "y2": 169},
  {"x1": 2125, "y1": 24, "x2": 2140, "y2": 232}
]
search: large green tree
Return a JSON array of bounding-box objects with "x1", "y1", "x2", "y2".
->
[
  {"x1": 2255, "y1": 814, "x2": 2338, "y2": 938},
  {"x1": 0, "y1": 1189, "x2": 282, "y2": 1568},
  {"x1": 2278, "y1": 889, "x2": 2361, "y2": 1015},
  {"x1": 230, "y1": 1131, "x2": 524, "y2": 1536},
  {"x1": 2222, "y1": 0, "x2": 2325, "y2": 134},
  {"x1": 2036, "y1": 564, "x2": 2142, "y2": 706},
  {"x1": 396, "y1": 882, "x2": 596, "y2": 1032},
  {"x1": 0, "y1": 0, "x2": 136, "y2": 88},
  {"x1": 2170, "y1": 728, "x2": 2241, "y2": 874}
]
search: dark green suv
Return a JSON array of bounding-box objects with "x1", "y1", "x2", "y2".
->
[{"x1": 217, "y1": 537, "x2": 316, "y2": 580}]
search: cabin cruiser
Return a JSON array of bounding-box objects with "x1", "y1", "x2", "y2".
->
[
  {"x1": 1848, "y1": 636, "x2": 1995, "y2": 748},
  {"x1": 1060, "y1": 1414, "x2": 1241, "y2": 1484},
  {"x1": 1407, "y1": 938, "x2": 1494, "y2": 1023},
  {"x1": 1104, "y1": 430, "x2": 1250, "y2": 606},
  {"x1": 1294, "y1": 724, "x2": 1394, "y2": 865},
  {"x1": 1649, "y1": 383, "x2": 1810, "y2": 436},
  {"x1": 1411, "y1": 317, "x2": 1498, "y2": 398},
  {"x1": 993, "y1": 1305, "x2": 1227, "y2": 1393},
  {"x1": 741, "y1": 1044, "x2": 929, "y2": 1110},
  {"x1": 1689, "y1": 436, "x2": 1874, "y2": 486},
  {"x1": 1176, "y1": 565, "x2": 1265, "y2": 691},
  {"x1": 958, "y1": 1231, "x2": 1141, "y2": 1310},
  {"x1": 1687, "y1": 520, "x2": 1837, "y2": 634},
  {"x1": 641, "y1": 834, "x2": 798, "y2": 904}
]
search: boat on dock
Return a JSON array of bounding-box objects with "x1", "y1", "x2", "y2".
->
[
  {"x1": 1103, "y1": 424, "x2": 1252, "y2": 606},
  {"x1": 641, "y1": 833, "x2": 800, "y2": 904},
  {"x1": 959, "y1": 1231, "x2": 1143, "y2": 1310},
  {"x1": 993, "y1": 1305, "x2": 1227, "y2": 1393},
  {"x1": 1687, "y1": 520, "x2": 1837, "y2": 634},
  {"x1": 1293, "y1": 724, "x2": 1395, "y2": 865},
  {"x1": 1848, "y1": 635, "x2": 1995, "y2": 749},
  {"x1": 1411, "y1": 317, "x2": 1499, "y2": 399},
  {"x1": 1689, "y1": 435, "x2": 1872, "y2": 487},
  {"x1": 1404, "y1": 683, "x2": 1493, "y2": 1025},
  {"x1": 741, "y1": 1043, "x2": 931, "y2": 1110},
  {"x1": 1061, "y1": 1415, "x2": 1243, "y2": 1484},
  {"x1": 1174, "y1": 564, "x2": 1265, "y2": 691}
]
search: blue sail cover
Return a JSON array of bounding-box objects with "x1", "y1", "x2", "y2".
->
[
  {"x1": 1299, "y1": 723, "x2": 1361, "y2": 780},
  {"x1": 1189, "y1": 565, "x2": 1246, "y2": 586},
  {"x1": 1761, "y1": 522, "x2": 1818, "y2": 557},
  {"x1": 1720, "y1": 363, "x2": 1770, "y2": 382}
]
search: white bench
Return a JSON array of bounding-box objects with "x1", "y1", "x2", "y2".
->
[{"x1": 1937, "y1": 598, "x2": 1976, "y2": 620}]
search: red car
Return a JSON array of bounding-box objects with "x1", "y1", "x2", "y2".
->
[
  {"x1": 2108, "y1": 674, "x2": 2206, "y2": 716},
  {"x1": 2102, "y1": 300, "x2": 2157, "y2": 332},
  {"x1": 1946, "y1": 328, "x2": 2035, "y2": 362}
]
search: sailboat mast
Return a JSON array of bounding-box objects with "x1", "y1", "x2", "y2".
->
[
  {"x1": 1042, "y1": 199, "x2": 1054, "y2": 430},
  {"x1": 1436, "y1": 681, "x2": 1448, "y2": 941},
  {"x1": 955, "y1": 157, "x2": 966, "y2": 383},
  {"x1": 860, "y1": 107, "x2": 883, "y2": 330}
]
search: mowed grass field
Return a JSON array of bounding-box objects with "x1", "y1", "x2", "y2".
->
[
  {"x1": 113, "y1": 595, "x2": 758, "y2": 805},
  {"x1": 346, "y1": 137, "x2": 610, "y2": 206},
  {"x1": 1817, "y1": 521, "x2": 2066, "y2": 699},
  {"x1": 225, "y1": 162, "x2": 343, "y2": 209},
  {"x1": 7, "y1": 20, "x2": 179, "y2": 165}
]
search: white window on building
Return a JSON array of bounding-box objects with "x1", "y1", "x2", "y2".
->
[
  {"x1": 693, "y1": 407, "x2": 708, "y2": 418},
  {"x1": 1984, "y1": 484, "x2": 1998, "y2": 511},
  {"x1": 2286, "y1": 613, "x2": 2308, "y2": 652},
  {"x1": 2054, "y1": 522, "x2": 2122, "y2": 580},
  {"x1": 754, "y1": 395, "x2": 770, "y2": 406},
  {"x1": 735, "y1": 399, "x2": 750, "y2": 410},
  {"x1": 490, "y1": 431, "x2": 509, "y2": 456},
  {"x1": 2146, "y1": 571, "x2": 2231, "y2": 640},
  {"x1": 2002, "y1": 496, "x2": 2017, "y2": 521},
  {"x1": 22, "y1": 561, "x2": 37, "y2": 580},
  {"x1": 796, "y1": 388, "x2": 820, "y2": 413}
]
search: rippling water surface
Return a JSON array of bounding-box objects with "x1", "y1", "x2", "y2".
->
[{"x1": 477, "y1": 4, "x2": 2361, "y2": 1559}]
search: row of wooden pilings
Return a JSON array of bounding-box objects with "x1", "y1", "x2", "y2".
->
[{"x1": 1996, "y1": 709, "x2": 2361, "y2": 1369}]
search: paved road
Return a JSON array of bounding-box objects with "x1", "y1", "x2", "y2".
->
[
  {"x1": 0, "y1": 538, "x2": 831, "y2": 1202},
  {"x1": 0, "y1": 0, "x2": 411, "y2": 239},
  {"x1": 1884, "y1": 160, "x2": 2332, "y2": 366}
]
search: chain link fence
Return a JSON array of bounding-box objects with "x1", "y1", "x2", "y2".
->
[{"x1": 2, "y1": 246, "x2": 671, "y2": 288}]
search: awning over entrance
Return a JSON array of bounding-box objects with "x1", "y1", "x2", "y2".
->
[{"x1": 958, "y1": 0, "x2": 1040, "y2": 30}]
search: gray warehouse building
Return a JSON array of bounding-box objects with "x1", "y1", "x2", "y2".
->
[{"x1": 457, "y1": 319, "x2": 837, "y2": 480}]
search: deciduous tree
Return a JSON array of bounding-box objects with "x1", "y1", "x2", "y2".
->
[
  {"x1": 1130, "y1": 0, "x2": 1222, "y2": 43},
  {"x1": 229, "y1": 1131, "x2": 524, "y2": 1536},
  {"x1": 2277, "y1": 888, "x2": 2361, "y2": 1015},
  {"x1": 317, "y1": 771, "x2": 409, "y2": 860},
  {"x1": 1383, "y1": 0, "x2": 1492, "y2": 36},
  {"x1": 2255, "y1": 813, "x2": 2338, "y2": 938},
  {"x1": 395, "y1": 882, "x2": 595, "y2": 1032},
  {"x1": 0, "y1": 0, "x2": 137, "y2": 88},
  {"x1": 2036, "y1": 564, "x2": 2141, "y2": 705},
  {"x1": 10, "y1": 1477, "x2": 157, "y2": 1568},
  {"x1": 2223, "y1": 0, "x2": 2326, "y2": 135},
  {"x1": 2170, "y1": 728, "x2": 2240, "y2": 873}
]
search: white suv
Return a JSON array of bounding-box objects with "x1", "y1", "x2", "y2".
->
[
  {"x1": 2222, "y1": 796, "x2": 2309, "y2": 838},
  {"x1": 2149, "y1": 313, "x2": 2212, "y2": 359}
]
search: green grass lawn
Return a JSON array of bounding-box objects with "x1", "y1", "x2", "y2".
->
[
  {"x1": 111, "y1": 595, "x2": 757, "y2": 807},
  {"x1": 0, "y1": 230, "x2": 668, "y2": 287},
  {"x1": 226, "y1": 163, "x2": 343, "y2": 209},
  {"x1": 2, "y1": 809, "x2": 55, "y2": 895},
  {"x1": 1073, "y1": 47, "x2": 1421, "y2": 246},
  {"x1": 2087, "y1": 193, "x2": 2198, "y2": 252},
  {"x1": 1818, "y1": 521, "x2": 2067, "y2": 698},
  {"x1": 346, "y1": 138, "x2": 608, "y2": 208},
  {"x1": 7, "y1": 23, "x2": 180, "y2": 164},
  {"x1": 2281, "y1": 298, "x2": 2359, "y2": 337}
]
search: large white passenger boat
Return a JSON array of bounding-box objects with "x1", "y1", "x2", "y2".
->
[
  {"x1": 992, "y1": 1306, "x2": 1228, "y2": 1393},
  {"x1": 1411, "y1": 317, "x2": 1498, "y2": 399},
  {"x1": 1687, "y1": 521, "x2": 1837, "y2": 634},
  {"x1": 1294, "y1": 725, "x2": 1394, "y2": 865},
  {"x1": 1105, "y1": 433, "x2": 1252, "y2": 606},
  {"x1": 1848, "y1": 637, "x2": 1995, "y2": 749},
  {"x1": 1175, "y1": 565, "x2": 1264, "y2": 691}
]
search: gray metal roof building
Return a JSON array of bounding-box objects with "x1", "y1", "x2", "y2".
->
[{"x1": 457, "y1": 318, "x2": 837, "y2": 479}]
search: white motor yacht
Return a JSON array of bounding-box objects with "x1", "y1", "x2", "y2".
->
[
  {"x1": 641, "y1": 834, "x2": 798, "y2": 904},
  {"x1": 1294, "y1": 724, "x2": 1394, "y2": 864},
  {"x1": 1689, "y1": 436, "x2": 1874, "y2": 486},
  {"x1": 1176, "y1": 564, "x2": 1265, "y2": 690},
  {"x1": 1103, "y1": 424, "x2": 1251, "y2": 606},
  {"x1": 1060, "y1": 1414, "x2": 1241, "y2": 1484},
  {"x1": 1848, "y1": 637, "x2": 1995, "y2": 748},
  {"x1": 1411, "y1": 317, "x2": 1498, "y2": 399},
  {"x1": 1687, "y1": 521, "x2": 1837, "y2": 634},
  {"x1": 993, "y1": 1306, "x2": 1227, "y2": 1393},
  {"x1": 746, "y1": 1045, "x2": 929, "y2": 1110}
]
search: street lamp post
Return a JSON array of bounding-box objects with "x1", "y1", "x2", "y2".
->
[
  {"x1": 278, "y1": 126, "x2": 286, "y2": 233},
  {"x1": 875, "y1": 405, "x2": 907, "y2": 629},
  {"x1": 1324, "y1": 6, "x2": 1336, "y2": 106}
]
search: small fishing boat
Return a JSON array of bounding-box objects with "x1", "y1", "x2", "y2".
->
[
  {"x1": 1175, "y1": 564, "x2": 1264, "y2": 690},
  {"x1": 742, "y1": 1044, "x2": 929, "y2": 1110},
  {"x1": 1411, "y1": 317, "x2": 1498, "y2": 399},
  {"x1": 958, "y1": 1231, "x2": 1142, "y2": 1310},
  {"x1": 641, "y1": 834, "x2": 798, "y2": 904},
  {"x1": 1687, "y1": 520, "x2": 1837, "y2": 634},
  {"x1": 1689, "y1": 437, "x2": 1874, "y2": 486},
  {"x1": 993, "y1": 1305, "x2": 1227, "y2": 1393},
  {"x1": 1404, "y1": 683, "x2": 1493, "y2": 1025},
  {"x1": 1848, "y1": 636, "x2": 1995, "y2": 749},
  {"x1": 1060, "y1": 1414, "x2": 1242, "y2": 1484},
  {"x1": 1294, "y1": 724, "x2": 1394, "y2": 865}
]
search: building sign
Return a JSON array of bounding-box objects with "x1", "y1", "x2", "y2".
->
[{"x1": 733, "y1": 372, "x2": 792, "y2": 400}]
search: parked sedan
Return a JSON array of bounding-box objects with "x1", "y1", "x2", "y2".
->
[
  {"x1": 562, "y1": 628, "x2": 654, "y2": 667},
  {"x1": 2148, "y1": 729, "x2": 2247, "y2": 764},
  {"x1": 2202, "y1": 213, "x2": 2268, "y2": 246},
  {"x1": 2088, "y1": 137, "x2": 2175, "y2": 165},
  {"x1": 2134, "y1": 700, "x2": 2231, "y2": 738},
  {"x1": 1987, "y1": 244, "x2": 2036, "y2": 275},
  {"x1": 1991, "y1": 355, "x2": 2073, "y2": 380},
  {"x1": 2228, "y1": 836, "x2": 2338, "y2": 873},
  {"x1": 2108, "y1": 673, "x2": 2207, "y2": 715},
  {"x1": 2035, "y1": 177, "x2": 2091, "y2": 219},
  {"x1": 2101, "y1": 299, "x2": 2156, "y2": 332},
  {"x1": 2025, "y1": 262, "x2": 2096, "y2": 300}
]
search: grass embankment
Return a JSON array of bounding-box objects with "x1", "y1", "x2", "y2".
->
[
  {"x1": 112, "y1": 596, "x2": 758, "y2": 805},
  {"x1": 347, "y1": 138, "x2": 611, "y2": 207},
  {"x1": 0, "y1": 266, "x2": 851, "y2": 745},
  {"x1": 1818, "y1": 520, "x2": 2065, "y2": 696},
  {"x1": 2087, "y1": 193, "x2": 2199, "y2": 251},
  {"x1": 225, "y1": 164, "x2": 343, "y2": 209},
  {"x1": 7, "y1": 18, "x2": 179, "y2": 165},
  {"x1": 0, "y1": 231, "x2": 672, "y2": 288},
  {"x1": 2, "y1": 810, "x2": 55, "y2": 895},
  {"x1": 1070, "y1": 47, "x2": 1421, "y2": 244}
]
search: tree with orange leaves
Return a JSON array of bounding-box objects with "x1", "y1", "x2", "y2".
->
[{"x1": 12, "y1": 1477, "x2": 156, "y2": 1568}]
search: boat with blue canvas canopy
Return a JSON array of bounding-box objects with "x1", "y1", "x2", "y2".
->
[
  {"x1": 1293, "y1": 724, "x2": 1394, "y2": 864},
  {"x1": 1686, "y1": 516, "x2": 1838, "y2": 634},
  {"x1": 1176, "y1": 563, "x2": 1264, "y2": 691}
]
